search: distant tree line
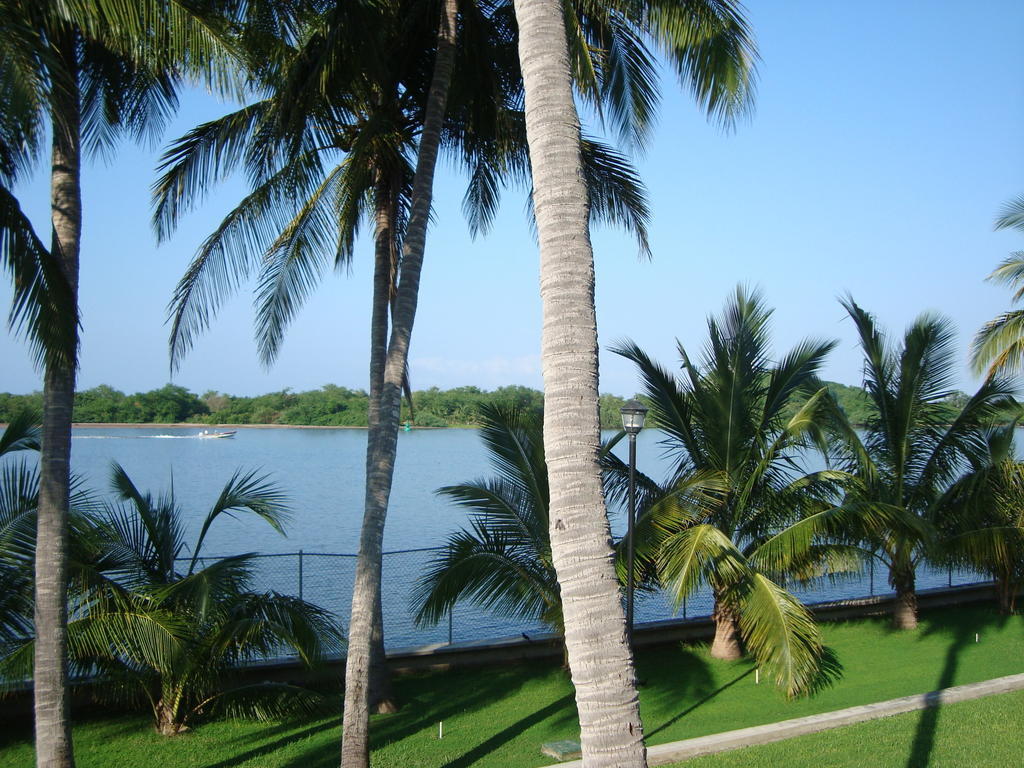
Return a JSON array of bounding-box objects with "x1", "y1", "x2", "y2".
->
[{"x1": 0, "y1": 381, "x2": 973, "y2": 430}]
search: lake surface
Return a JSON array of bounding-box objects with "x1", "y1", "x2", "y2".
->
[
  {"x1": 5, "y1": 425, "x2": 989, "y2": 651},
  {"x1": 67, "y1": 425, "x2": 500, "y2": 555}
]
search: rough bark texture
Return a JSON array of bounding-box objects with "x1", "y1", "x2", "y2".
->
[
  {"x1": 34, "y1": 36, "x2": 80, "y2": 768},
  {"x1": 365, "y1": 176, "x2": 399, "y2": 717},
  {"x1": 340, "y1": 4, "x2": 457, "y2": 766},
  {"x1": 995, "y1": 572, "x2": 1016, "y2": 615},
  {"x1": 710, "y1": 602, "x2": 743, "y2": 661},
  {"x1": 154, "y1": 699, "x2": 185, "y2": 737},
  {"x1": 513, "y1": 1, "x2": 646, "y2": 765},
  {"x1": 891, "y1": 568, "x2": 919, "y2": 630}
]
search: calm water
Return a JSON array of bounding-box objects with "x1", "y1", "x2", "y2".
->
[
  {"x1": 5, "y1": 426, "x2": 988, "y2": 650},
  {"x1": 67, "y1": 425, "x2": 499, "y2": 554}
]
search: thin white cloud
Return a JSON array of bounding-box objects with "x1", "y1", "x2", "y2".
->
[{"x1": 411, "y1": 355, "x2": 542, "y2": 388}]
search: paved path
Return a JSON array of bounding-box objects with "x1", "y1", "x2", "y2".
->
[{"x1": 551, "y1": 673, "x2": 1024, "y2": 766}]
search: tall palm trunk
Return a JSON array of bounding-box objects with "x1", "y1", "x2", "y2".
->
[
  {"x1": 512, "y1": 1, "x2": 645, "y2": 765},
  {"x1": 34, "y1": 35, "x2": 80, "y2": 768},
  {"x1": 340, "y1": 3, "x2": 457, "y2": 766},
  {"x1": 365, "y1": 173, "x2": 399, "y2": 715}
]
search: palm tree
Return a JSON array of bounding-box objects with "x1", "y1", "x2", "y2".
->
[
  {"x1": 0, "y1": 3, "x2": 246, "y2": 762},
  {"x1": 414, "y1": 403, "x2": 696, "y2": 654},
  {"x1": 512, "y1": 0, "x2": 756, "y2": 762},
  {"x1": 613, "y1": 287, "x2": 849, "y2": 696},
  {"x1": 0, "y1": 412, "x2": 42, "y2": 650},
  {"x1": 414, "y1": 404, "x2": 562, "y2": 634},
  {"x1": 0, "y1": 463, "x2": 344, "y2": 736},
  {"x1": 836, "y1": 297, "x2": 1017, "y2": 629},
  {"x1": 936, "y1": 424, "x2": 1024, "y2": 614},
  {"x1": 153, "y1": 3, "x2": 655, "y2": 759},
  {"x1": 971, "y1": 196, "x2": 1024, "y2": 378}
]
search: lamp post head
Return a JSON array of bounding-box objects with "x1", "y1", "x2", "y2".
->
[{"x1": 620, "y1": 399, "x2": 648, "y2": 436}]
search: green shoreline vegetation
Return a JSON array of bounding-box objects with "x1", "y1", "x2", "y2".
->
[{"x1": 0, "y1": 381, "x2": 972, "y2": 430}]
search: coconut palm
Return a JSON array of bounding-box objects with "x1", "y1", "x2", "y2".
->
[
  {"x1": 835, "y1": 297, "x2": 1017, "y2": 629},
  {"x1": 1, "y1": 463, "x2": 344, "y2": 736},
  {"x1": 971, "y1": 196, "x2": 1024, "y2": 378},
  {"x1": 153, "y1": 3, "x2": 656, "y2": 757},
  {"x1": 0, "y1": 412, "x2": 117, "y2": 653},
  {"x1": 155, "y1": 0, "x2": 511, "y2": 742},
  {"x1": 413, "y1": 404, "x2": 561, "y2": 634},
  {"x1": 414, "y1": 403, "x2": 706, "y2": 646},
  {"x1": 613, "y1": 287, "x2": 852, "y2": 696},
  {"x1": 935, "y1": 424, "x2": 1024, "y2": 614},
  {"x1": 0, "y1": 3, "x2": 246, "y2": 762},
  {"x1": 0, "y1": 412, "x2": 42, "y2": 648},
  {"x1": 512, "y1": 0, "x2": 756, "y2": 762}
]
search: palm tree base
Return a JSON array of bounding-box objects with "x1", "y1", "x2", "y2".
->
[
  {"x1": 996, "y1": 578, "x2": 1018, "y2": 615},
  {"x1": 371, "y1": 697, "x2": 400, "y2": 715},
  {"x1": 710, "y1": 607, "x2": 743, "y2": 661},
  {"x1": 892, "y1": 589, "x2": 918, "y2": 630},
  {"x1": 154, "y1": 703, "x2": 187, "y2": 737}
]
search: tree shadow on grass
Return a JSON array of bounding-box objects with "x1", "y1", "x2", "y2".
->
[
  {"x1": 439, "y1": 692, "x2": 576, "y2": 768},
  {"x1": 903, "y1": 606, "x2": 1010, "y2": 768},
  {"x1": 369, "y1": 662, "x2": 567, "y2": 748},
  {"x1": 199, "y1": 717, "x2": 341, "y2": 768},
  {"x1": 632, "y1": 645, "x2": 718, "y2": 740},
  {"x1": 197, "y1": 659, "x2": 566, "y2": 768},
  {"x1": 644, "y1": 666, "x2": 753, "y2": 741}
]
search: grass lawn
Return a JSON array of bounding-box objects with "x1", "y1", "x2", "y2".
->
[
  {"x1": 668, "y1": 688, "x2": 1024, "y2": 767},
  {"x1": 0, "y1": 604, "x2": 1020, "y2": 767}
]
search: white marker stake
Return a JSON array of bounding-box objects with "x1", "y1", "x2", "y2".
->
[
  {"x1": 976, "y1": 633, "x2": 979, "y2": 643},
  {"x1": 439, "y1": 721, "x2": 443, "y2": 739},
  {"x1": 755, "y1": 668, "x2": 760, "y2": 685}
]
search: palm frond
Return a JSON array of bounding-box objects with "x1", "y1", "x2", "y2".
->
[
  {"x1": 209, "y1": 592, "x2": 343, "y2": 666},
  {"x1": 206, "y1": 681, "x2": 333, "y2": 724},
  {"x1": 152, "y1": 102, "x2": 272, "y2": 240},
  {"x1": 165, "y1": 150, "x2": 325, "y2": 372},
  {"x1": 995, "y1": 196, "x2": 1024, "y2": 233},
  {"x1": 0, "y1": 409, "x2": 40, "y2": 456},
  {"x1": 971, "y1": 309, "x2": 1024, "y2": 378},
  {"x1": 0, "y1": 183, "x2": 78, "y2": 371},
  {"x1": 190, "y1": 469, "x2": 289, "y2": 570},
  {"x1": 644, "y1": 0, "x2": 759, "y2": 130},
  {"x1": 413, "y1": 523, "x2": 559, "y2": 630},
  {"x1": 254, "y1": 162, "x2": 349, "y2": 366},
  {"x1": 737, "y1": 573, "x2": 832, "y2": 698},
  {"x1": 580, "y1": 136, "x2": 651, "y2": 257},
  {"x1": 658, "y1": 523, "x2": 749, "y2": 606}
]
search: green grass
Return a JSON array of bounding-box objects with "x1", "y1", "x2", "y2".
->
[
  {"x1": 668, "y1": 688, "x2": 1024, "y2": 767},
  {"x1": 0, "y1": 605, "x2": 1020, "y2": 767}
]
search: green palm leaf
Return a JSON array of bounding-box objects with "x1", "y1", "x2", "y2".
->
[
  {"x1": 0, "y1": 184, "x2": 77, "y2": 370},
  {"x1": 658, "y1": 523, "x2": 749, "y2": 605},
  {"x1": 0, "y1": 408, "x2": 40, "y2": 456},
  {"x1": 737, "y1": 573, "x2": 833, "y2": 698},
  {"x1": 189, "y1": 469, "x2": 289, "y2": 571}
]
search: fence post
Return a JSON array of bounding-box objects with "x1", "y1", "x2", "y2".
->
[
  {"x1": 298, "y1": 550, "x2": 304, "y2": 601},
  {"x1": 448, "y1": 609, "x2": 453, "y2": 646},
  {"x1": 948, "y1": 563, "x2": 952, "y2": 588},
  {"x1": 869, "y1": 558, "x2": 874, "y2": 596},
  {"x1": 682, "y1": 594, "x2": 687, "y2": 620}
]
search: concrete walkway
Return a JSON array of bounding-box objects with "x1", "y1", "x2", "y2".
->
[{"x1": 551, "y1": 672, "x2": 1024, "y2": 766}]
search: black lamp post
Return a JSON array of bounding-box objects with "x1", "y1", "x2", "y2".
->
[{"x1": 620, "y1": 399, "x2": 647, "y2": 645}]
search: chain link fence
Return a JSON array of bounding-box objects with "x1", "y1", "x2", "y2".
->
[{"x1": 189, "y1": 548, "x2": 989, "y2": 656}]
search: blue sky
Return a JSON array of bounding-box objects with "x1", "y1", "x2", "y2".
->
[{"x1": 2, "y1": 0, "x2": 1023, "y2": 398}]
